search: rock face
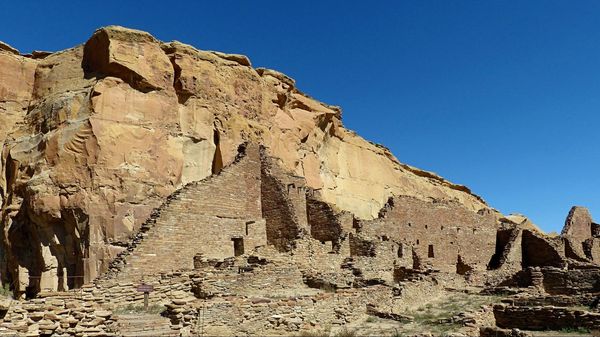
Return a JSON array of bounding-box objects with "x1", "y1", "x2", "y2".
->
[
  {"x1": 0, "y1": 26, "x2": 491, "y2": 292},
  {"x1": 562, "y1": 206, "x2": 592, "y2": 258}
]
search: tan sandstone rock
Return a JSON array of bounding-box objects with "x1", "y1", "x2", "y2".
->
[{"x1": 0, "y1": 26, "x2": 492, "y2": 292}]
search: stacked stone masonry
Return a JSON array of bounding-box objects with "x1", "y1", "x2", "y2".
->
[{"x1": 98, "y1": 144, "x2": 266, "y2": 284}]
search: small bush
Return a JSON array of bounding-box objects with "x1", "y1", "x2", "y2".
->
[
  {"x1": 559, "y1": 327, "x2": 591, "y2": 334},
  {"x1": 114, "y1": 304, "x2": 165, "y2": 314},
  {"x1": 297, "y1": 331, "x2": 329, "y2": 337},
  {"x1": 334, "y1": 327, "x2": 357, "y2": 337},
  {"x1": 0, "y1": 283, "x2": 12, "y2": 298},
  {"x1": 365, "y1": 316, "x2": 376, "y2": 323}
]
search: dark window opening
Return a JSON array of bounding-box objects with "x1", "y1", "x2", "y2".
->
[
  {"x1": 441, "y1": 225, "x2": 444, "y2": 230},
  {"x1": 245, "y1": 221, "x2": 255, "y2": 235},
  {"x1": 416, "y1": 239, "x2": 420, "y2": 245},
  {"x1": 232, "y1": 237, "x2": 244, "y2": 256},
  {"x1": 428, "y1": 245, "x2": 435, "y2": 258}
]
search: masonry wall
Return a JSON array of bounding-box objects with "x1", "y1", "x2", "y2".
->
[
  {"x1": 104, "y1": 145, "x2": 267, "y2": 283},
  {"x1": 180, "y1": 144, "x2": 262, "y2": 220},
  {"x1": 260, "y1": 154, "x2": 308, "y2": 251},
  {"x1": 494, "y1": 304, "x2": 600, "y2": 331},
  {"x1": 488, "y1": 228, "x2": 522, "y2": 271},
  {"x1": 307, "y1": 197, "x2": 354, "y2": 252},
  {"x1": 166, "y1": 285, "x2": 394, "y2": 336},
  {"x1": 358, "y1": 196, "x2": 497, "y2": 273},
  {"x1": 539, "y1": 267, "x2": 600, "y2": 295},
  {"x1": 521, "y1": 230, "x2": 566, "y2": 268},
  {"x1": 583, "y1": 237, "x2": 600, "y2": 262}
]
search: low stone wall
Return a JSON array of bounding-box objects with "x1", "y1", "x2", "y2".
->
[
  {"x1": 91, "y1": 271, "x2": 194, "y2": 309},
  {"x1": 540, "y1": 267, "x2": 600, "y2": 295},
  {"x1": 480, "y1": 326, "x2": 532, "y2": 337},
  {"x1": 0, "y1": 295, "x2": 117, "y2": 336},
  {"x1": 165, "y1": 285, "x2": 394, "y2": 336},
  {"x1": 190, "y1": 259, "x2": 309, "y2": 299},
  {"x1": 494, "y1": 303, "x2": 600, "y2": 331},
  {"x1": 505, "y1": 294, "x2": 599, "y2": 308}
]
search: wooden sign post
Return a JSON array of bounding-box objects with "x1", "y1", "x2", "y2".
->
[{"x1": 136, "y1": 283, "x2": 154, "y2": 311}]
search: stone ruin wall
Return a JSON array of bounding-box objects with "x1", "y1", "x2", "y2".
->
[
  {"x1": 493, "y1": 303, "x2": 600, "y2": 331},
  {"x1": 99, "y1": 144, "x2": 266, "y2": 285},
  {"x1": 260, "y1": 153, "x2": 309, "y2": 252},
  {"x1": 306, "y1": 195, "x2": 354, "y2": 252},
  {"x1": 356, "y1": 196, "x2": 498, "y2": 274},
  {"x1": 511, "y1": 267, "x2": 600, "y2": 295},
  {"x1": 0, "y1": 26, "x2": 495, "y2": 296},
  {"x1": 1, "y1": 26, "x2": 600, "y2": 337}
]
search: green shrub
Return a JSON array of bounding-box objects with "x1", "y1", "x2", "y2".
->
[
  {"x1": 297, "y1": 331, "x2": 329, "y2": 337},
  {"x1": 0, "y1": 283, "x2": 12, "y2": 298},
  {"x1": 559, "y1": 327, "x2": 591, "y2": 334},
  {"x1": 114, "y1": 304, "x2": 165, "y2": 314}
]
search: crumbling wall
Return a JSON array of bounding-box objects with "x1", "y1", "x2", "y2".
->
[
  {"x1": 494, "y1": 304, "x2": 600, "y2": 331},
  {"x1": 307, "y1": 195, "x2": 353, "y2": 251},
  {"x1": 488, "y1": 229, "x2": 522, "y2": 271},
  {"x1": 521, "y1": 230, "x2": 566, "y2": 268},
  {"x1": 101, "y1": 145, "x2": 267, "y2": 283},
  {"x1": 357, "y1": 196, "x2": 497, "y2": 273},
  {"x1": 539, "y1": 267, "x2": 600, "y2": 295},
  {"x1": 166, "y1": 285, "x2": 395, "y2": 336},
  {"x1": 561, "y1": 206, "x2": 594, "y2": 261},
  {"x1": 260, "y1": 153, "x2": 308, "y2": 251},
  {"x1": 583, "y1": 238, "x2": 600, "y2": 262}
]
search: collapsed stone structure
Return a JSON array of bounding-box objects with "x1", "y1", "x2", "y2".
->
[
  {"x1": 0, "y1": 25, "x2": 493, "y2": 294},
  {"x1": 0, "y1": 26, "x2": 598, "y2": 336}
]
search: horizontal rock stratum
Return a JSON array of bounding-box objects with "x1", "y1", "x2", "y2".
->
[{"x1": 0, "y1": 26, "x2": 490, "y2": 291}]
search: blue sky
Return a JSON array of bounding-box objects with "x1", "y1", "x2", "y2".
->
[{"x1": 1, "y1": 1, "x2": 598, "y2": 232}]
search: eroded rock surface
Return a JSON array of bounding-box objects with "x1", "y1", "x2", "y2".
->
[{"x1": 0, "y1": 26, "x2": 495, "y2": 292}]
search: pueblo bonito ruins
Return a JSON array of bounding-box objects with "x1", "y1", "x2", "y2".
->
[{"x1": 0, "y1": 26, "x2": 598, "y2": 337}]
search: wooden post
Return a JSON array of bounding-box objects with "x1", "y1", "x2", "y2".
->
[
  {"x1": 144, "y1": 292, "x2": 149, "y2": 311},
  {"x1": 136, "y1": 283, "x2": 154, "y2": 311}
]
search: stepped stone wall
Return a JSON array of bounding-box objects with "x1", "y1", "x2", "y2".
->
[{"x1": 105, "y1": 144, "x2": 267, "y2": 283}]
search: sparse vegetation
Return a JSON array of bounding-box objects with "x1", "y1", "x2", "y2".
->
[
  {"x1": 297, "y1": 331, "x2": 329, "y2": 337},
  {"x1": 365, "y1": 316, "x2": 376, "y2": 323},
  {"x1": 558, "y1": 327, "x2": 591, "y2": 334},
  {"x1": 0, "y1": 283, "x2": 12, "y2": 298},
  {"x1": 390, "y1": 329, "x2": 404, "y2": 337},
  {"x1": 334, "y1": 327, "x2": 357, "y2": 337},
  {"x1": 113, "y1": 304, "x2": 165, "y2": 314}
]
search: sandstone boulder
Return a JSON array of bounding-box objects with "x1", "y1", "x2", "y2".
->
[{"x1": 83, "y1": 26, "x2": 174, "y2": 91}]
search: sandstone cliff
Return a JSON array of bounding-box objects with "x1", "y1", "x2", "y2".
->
[{"x1": 0, "y1": 26, "x2": 490, "y2": 290}]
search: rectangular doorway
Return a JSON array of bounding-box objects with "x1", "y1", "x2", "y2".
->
[{"x1": 232, "y1": 237, "x2": 244, "y2": 256}]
